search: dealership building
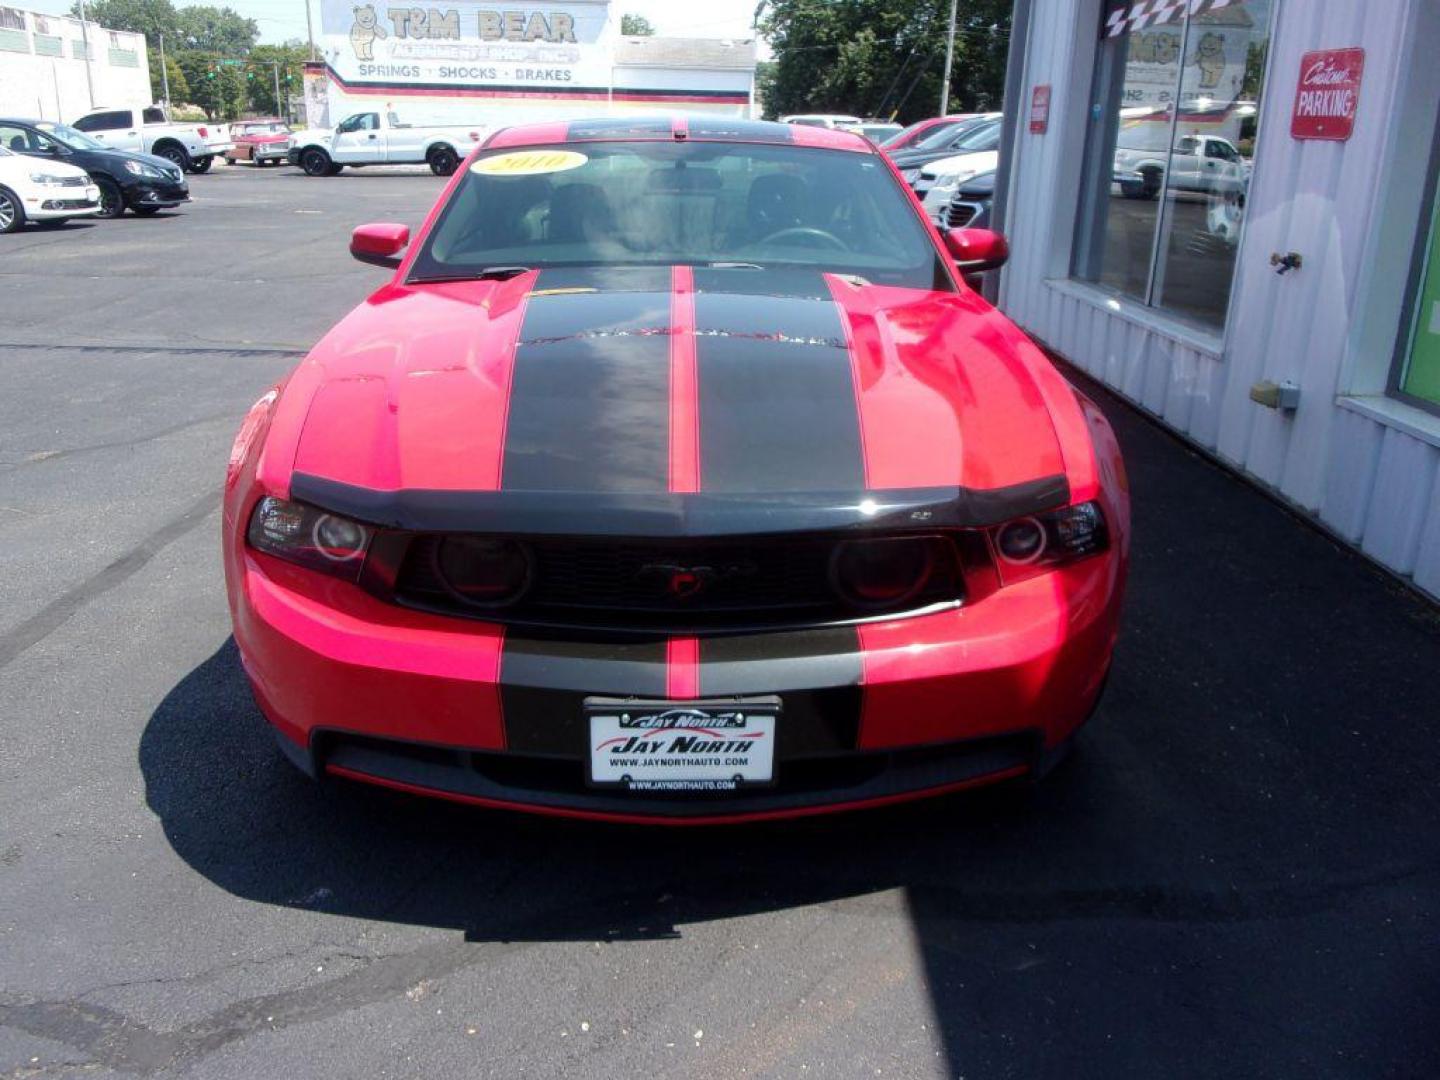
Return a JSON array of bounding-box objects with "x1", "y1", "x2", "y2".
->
[
  {"x1": 995, "y1": 0, "x2": 1440, "y2": 599},
  {"x1": 303, "y1": 0, "x2": 757, "y2": 129},
  {"x1": 0, "y1": 6, "x2": 150, "y2": 121}
]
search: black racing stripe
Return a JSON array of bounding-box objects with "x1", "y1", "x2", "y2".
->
[
  {"x1": 522, "y1": 265, "x2": 671, "y2": 294},
  {"x1": 692, "y1": 267, "x2": 832, "y2": 299},
  {"x1": 500, "y1": 633, "x2": 667, "y2": 755},
  {"x1": 699, "y1": 627, "x2": 863, "y2": 755},
  {"x1": 501, "y1": 269, "x2": 672, "y2": 493},
  {"x1": 565, "y1": 117, "x2": 674, "y2": 139},
  {"x1": 683, "y1": 118, "x2": 795, "y2": 143},
  {"x1": 693, "y1": 285, "x2": 865, "y2": 493}
]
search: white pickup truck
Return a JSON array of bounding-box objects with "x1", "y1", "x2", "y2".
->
[
  {"x1": 288, "y1": 110, "x2": 486, "y2": 177},
  {"x1": 70, "y1": 105, "x2": 234, "y2": 174}
]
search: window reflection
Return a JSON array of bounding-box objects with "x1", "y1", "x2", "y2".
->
[{"x1": 1073, "y1": 0, "x2": 1273, "y2": 330}]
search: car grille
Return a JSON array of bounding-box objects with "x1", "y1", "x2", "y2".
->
[
  {"x1": 945, "y1": 200, "x2": 979, "y2": 228},
  {"x1": 41, "y1": 199, "x2": 95, "y2": 210},
  {"x1": 391, "y1": 533, "x2": 966, "y2": 632}
]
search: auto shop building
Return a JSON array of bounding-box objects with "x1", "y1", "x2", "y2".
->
[{"x1": 996, "y1": 0, "x2": 1440, "y2": 600}]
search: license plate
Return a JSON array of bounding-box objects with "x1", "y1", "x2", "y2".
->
[{"x1": 585, "y1": 697, "x2": 779, "y2": 792}]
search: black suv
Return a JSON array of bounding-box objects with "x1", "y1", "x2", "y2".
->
[{"x1": 0, "y1": 118, "x2": 189, "y2": 219}]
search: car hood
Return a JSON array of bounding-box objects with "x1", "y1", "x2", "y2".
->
[
  {"x1": 282, "y1": 268, "x2": 1072, "y2": 535},
  {"x1": 921, "y1": 150, "x2": 999, "y2": 179},
  {"x1": 80, "y1": 146, "x2": 181, "y2": 173}
]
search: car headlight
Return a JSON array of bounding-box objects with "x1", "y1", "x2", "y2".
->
[
  {"x1": 123, "y1": 160, "x2": 164, "y2": 178},
  {"x1": 28, "y1": 173, "x2": 70, "y2": 186},
  {"x1": 246, "y1": 496, "x2": 373, "y2": 580},
  {"x1": 989, "y1": 501, "x2": 1109, "y2": 585}
]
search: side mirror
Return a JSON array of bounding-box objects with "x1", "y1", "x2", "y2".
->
[
  {"x1": 943, "y1": 227, "x2": 1009, "y2": 274},
  {"x1": 350, "y1": 223, "x2": 409, "y2": 269}
]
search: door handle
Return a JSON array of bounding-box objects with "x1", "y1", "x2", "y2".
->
[
  {"x1": 128, "y1": 131, "x2": 136, "y2": 135},
  {"x1": 368, "y1": 133, "x2": 376, "y2": 140}
]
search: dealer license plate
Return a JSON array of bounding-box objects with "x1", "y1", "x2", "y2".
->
[{"x1": 585, "y1": 697, "x2": 779, "y2": 792}]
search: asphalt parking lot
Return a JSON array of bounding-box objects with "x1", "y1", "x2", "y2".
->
[{"x1": 2, "y1": 162, "x2": 1439, "y2": 1079}]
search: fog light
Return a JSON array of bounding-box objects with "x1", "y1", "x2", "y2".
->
[
  {"x1": 830, "y1": 536, "x2": 937, "y2": 609},
  {"x1": 433, "y1": 537, "x2": 532, "y2": 608}
]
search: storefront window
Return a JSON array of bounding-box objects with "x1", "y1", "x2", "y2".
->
[
  {"x1": 1395, "y1": 160, "x2": 1440, "y2": 411},
  {"x1": 1072, "y1": 0, "x2": 1274, "y2": 330}
]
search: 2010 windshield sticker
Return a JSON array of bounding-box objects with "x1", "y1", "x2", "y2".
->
[{"x1": 472, "y1": 150, "x2": 588, "y2": 176}]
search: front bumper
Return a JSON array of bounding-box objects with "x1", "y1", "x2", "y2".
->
[
  {"x1": 229, "y1": 543, "x2": 1122, "y2": 822},
  {"x1": 126, "y1": 178, "x2": 190, "y2": 208},
  {"x1": 27, "y1": 185, "x2": 100, "y2": 218}
]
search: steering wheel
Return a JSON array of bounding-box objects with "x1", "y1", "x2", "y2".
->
[{"x1": 758, "y1": 226, "x2": 849, "y2": 251}]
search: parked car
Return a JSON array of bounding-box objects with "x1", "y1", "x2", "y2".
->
[
  {"x1": 288, "y1": 110, "x2": 485, "y2": 176},
  {"x1": 854, "y1": 120, "x2": 903, "y2": 143},
  {"x1": 223, "y1": 117, "x2": 1129, "y2": 823},
  {"x1": 916, "y1": 146, "x2": 1000, "y2": 223},
  {"x1": 0, "y1": 118, "x2": 189, "y2": 219},
  {"x1": 941, "y1": 170, "x2": 996, "y2": 231},
  {"x1": 880, "y1": 114, "x2": 980, "y2": 152},
  {"x1": 1115, "y1": 134, "x2": 1250, "y2": 199},
  {"x1": 889, "y1": 114, "x2": 1003, "y2": 185},
  {"x1": 780, "y1": 113, "x2": 864, "y2": 129},
  {"x1": 70, "y1": 105, "x2": 234, "y2": 174},
  {"x1": 226, "y1": 119, "x2": 293, "y2": 166},
  {"x1": 0, "y1": 144, "x2": 99, "y2": 232}
]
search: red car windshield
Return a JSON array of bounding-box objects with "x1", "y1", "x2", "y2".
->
[{"x1": 408, "y1": 140, "x2": 950, "y2": 290}]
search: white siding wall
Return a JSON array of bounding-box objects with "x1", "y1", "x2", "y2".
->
[
  {"x1": 0, "y1": 13, "x2": 150, "y2": 122},
  {"x1": 1001, "y1": 0, "x2": 1440, "y2": 600}
]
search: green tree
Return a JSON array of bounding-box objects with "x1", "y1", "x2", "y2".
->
[
  {"x1": 175, "y1": 51, "x2": 245, "y2": 120},
  {"x1": 620, "y1": 13, "x2": 655, "y2": 36},
  {"x1": 69, "y1": 0, "x2": 177, "y2": 47},
  {"x1": 149, "y1": 50, "x2": 190, "y2": 103},
  {"x1": 245, "y1": 42, "x2": 308, "y2": 118},
  {"x1": 757, "y1": 0, "x2": 1010, "y2": 122},
  {"x1": 175, "y1": 5, "x2": 258, "y2": 55}
]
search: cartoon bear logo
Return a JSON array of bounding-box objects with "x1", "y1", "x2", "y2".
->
[
  {"x1": 349, "y1": 5, "x2": 387, "y2": 62},
  {"x1": 1193, "y1": 32, "x2": 1226, "y2": 89}
]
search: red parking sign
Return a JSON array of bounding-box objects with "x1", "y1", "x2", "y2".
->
[
  {"x1": 1030, "y1": 85, "x2": 1050, "y2": 134},
  {"x1": 1291, "y1": 48, "x2": 1364, "y2": 141}
]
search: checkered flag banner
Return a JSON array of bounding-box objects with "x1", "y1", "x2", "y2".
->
[{"x1": 1103, "y1": 0, "x2": 1239, "y2": 37}]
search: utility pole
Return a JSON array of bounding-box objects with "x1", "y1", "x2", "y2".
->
[
  {"x1": 76, "y1": 0, "x2": 95, "y2": 108},
  {"x1": 158, "y1": 31, "x2": 170, "y2": 106},
  {"x1": 305, "y1": 0, "x2": 317, "y2": 61},
  {"x1": 272, "y1": 60, "x2": 283, "y2": 121},
  {"x1": 938, "y1": 0, "x2": 957, "y2": 115}
]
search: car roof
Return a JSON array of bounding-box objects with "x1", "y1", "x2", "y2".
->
[
  {"x1": 484, "y1": 115, "x2": 873, "y2": 154},
  {"x1": 0, "y1": 117, "x2": 43, "y2": 125}
]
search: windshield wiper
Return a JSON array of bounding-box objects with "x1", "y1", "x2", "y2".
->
[
  {"x1": 705, "y1": 261, "x2": 766, "y2": 271},
  {"x1": 411, "y1": 266, "x2": 531, "y2": 283}
]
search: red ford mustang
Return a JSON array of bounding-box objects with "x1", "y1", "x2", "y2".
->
[{"x1": 223, "y1": 116, "x2": 1129, "y2": 823}]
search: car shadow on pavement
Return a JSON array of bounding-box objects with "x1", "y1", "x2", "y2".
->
[{"x1": 139, "y1": 378, "x2": 1440, "y2": 1075}]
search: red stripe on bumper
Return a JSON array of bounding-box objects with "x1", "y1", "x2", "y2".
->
[{"x1": 666, "y1": 636, "x2": 700, "y2": 699}]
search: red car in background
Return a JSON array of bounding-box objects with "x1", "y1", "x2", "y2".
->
[
  {"x1": 223, "y1": 117, "x2": 1129, "y2": 823},
  {"x1": 225, "y1": 119, "x2": 293, "y2": 166},
  {"x1": 881, "y1": 114, "x2": 980, "y2": 153}
]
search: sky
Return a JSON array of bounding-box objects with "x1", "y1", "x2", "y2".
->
[{"x1": 25, "y1": 0, "x2": 770, "y2": 50}]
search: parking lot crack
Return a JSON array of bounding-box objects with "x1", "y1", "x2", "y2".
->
[{"x1": 0, "y1": 491, "x2": 220, "y2": 673}]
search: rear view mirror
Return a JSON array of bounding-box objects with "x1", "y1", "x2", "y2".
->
[
  {"x1": 350, "y1": 223, "x2": 410, "y2": 269},
  {"x1": 943, "y1": 227, "x2": 1009, "y2": 274}
]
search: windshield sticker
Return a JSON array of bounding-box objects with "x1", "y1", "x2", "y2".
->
[{"x1": 472, "y1": 150, "x2": 588, "y2": 177}]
